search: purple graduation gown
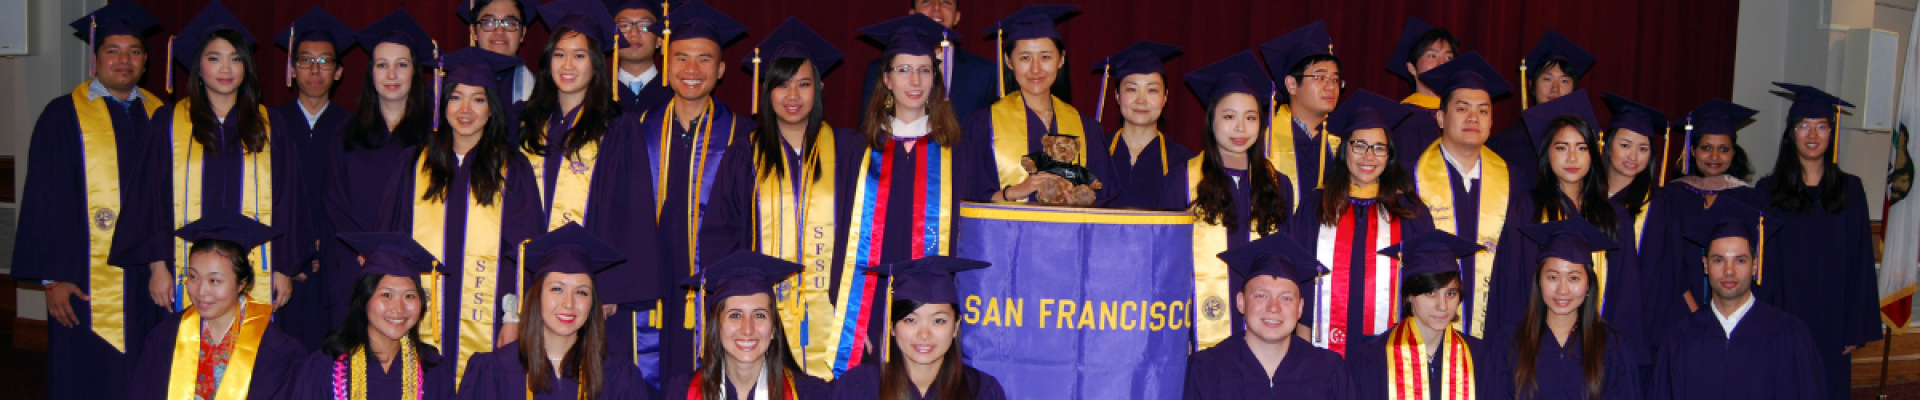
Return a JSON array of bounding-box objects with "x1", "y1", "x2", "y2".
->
[
  {"x1": 828, "y1": 360, "x2": 1008, "y2": 400},
  {"x1": 1105, "y1": 133, "x2": 1197, "y2": 211},
  {"x1": 1752, "y1": 173, "x2": 1882, "y2": 400},
  {"x1": 1406, "y1": 154, "x2": 1525, "y2": 336},
  {"x1": 1647, "y1": 299, "x2": 1826, "y2": 400},
  {"x1": 1285, "y1": 192, "x2": 1437, "y2": 346},
  {"x1": 456, "y1": 341, "x2": 659, "y2": 400},
  {"x1": 1393, "y1": 108, "x2": 1441, "y2": 175},
  {"x1": 1343, "y1": 325, "x2": 1495, "y2": 400},
  {"x1": 1485, "y1": 124, "x2": 1538, "y2": 194},
  {"x1": 1484, "y1": 323, "x2": 1645, "y2": 400},
  {"x1": 1180, "y1": 167, "x2": 1297, "y2": 338},
  {"x1": 959, "y1": 101, "x2": 1120, "y2": 204},
  {"x1": 1183, "y1": 334, "x2": 1356, "y2": 400},
  {"x1": 640, "y1": 99, "x2": 753, "y2": 382},
  {"x1": 695, "y1": 128, "x2": 863, "y2": 268},
  {"x1": 320, "y1": 125, "x2": 420, "y2": 331},
  {"x1": 1639, "y1": 182, "x2": 1763, "y2": 356},
  {"x1": 1487, "y1": 193, "x2": 1646, "y2": 360},
  {"x1": 1278, "y1": 118, "x2": 1340, "y2": 200},
  {"x1": 269, "y1": 100, "x2": 352, "y2": 350},
  {"x1": 14, "y1": 89, "x2": 165, "y2": 400},
  {"x1": 289, "y1": 346, "x2": 456, "y2": 400},
  {"x1": 127, "y1": 312, "x2": 309, "y2": 400},
  {"x1": 618, "y1": 76, "x2": 676, "y2": 114},
  {"x1": 662, "y1": 369, "x2": 831, "y2": 400}
]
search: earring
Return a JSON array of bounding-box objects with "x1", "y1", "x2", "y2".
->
[{"x1": 884, "y1": 92, "x2": 894, "y2": 109}]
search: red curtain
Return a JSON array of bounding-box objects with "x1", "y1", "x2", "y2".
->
[{"x1": 130, "y1": 0, "x2": 1738, "y2": 152}]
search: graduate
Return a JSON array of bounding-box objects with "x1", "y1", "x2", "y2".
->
[
  {"x1": 111, "y1": 0, "x2": 305, "y2": 316},
  {"x1": 13, "y1": 3, "x2": 164, "y2": 398},
  {"x1": 830, "y1": 256, "x2": 1008, "y2": 400},
  {"x1": 1488, "y1": 31, "x2": 1595, "y2": 191},
  {"x1": 1092, "y1": 40, "x2": 1193, "y2": 211},
  {"x1": 1642, "y1": 99, "x2": 1762, "y2": 350},
  {"x1": 1487, "y1": 219, "x2": 1645, "y2": 400},
  {"x1": 127, "y1": 212, "x2": 309, "y2": 400},
  {"x1": 373, "y1": 47, "x2": 548, "y2": 388},
  {"x1": 1181, "y1": 50, "x2": 1298, "y2": 349},
  {"x1": 1597, "y1": 92, "x2": 1668, "y2": 260},
  {"x1": 457, "y1": 224, "x2": 657, "y2": 400},
  {"x1": 1647, "y1": 199, "x2": 1827, "y2": 399},
  {"x1": 1257, "y1": 21, "x2": 1345, "y2": 199},
  {"x1": 665, "y1": 251, "x2": 832, "y2": 399},
  {"x1": 457, "y1": 0, "x2": 540, "y2": 103},
  {"x1": 1383, "y1": 17, "x2": 1459, "y2": 168},
  {"x1": 321, "y1": 8, "x2": 436, "y2": 330},
  {"x1": 292, "y1": 234, "x2": 455, "y2": 400},
  {"x1": 1285, "y1": 89, "x2": 1434, "y2": 355},
  {"x1": 639, "y1": 0, "x2": 757, "y2": 381},
  {"x1": 818, "y1": 14, "x2": 987, "y2": 377},
  {"x1": 1346, "y1": 231, "x2": 1495, "y2": 400},
  {"x1": 520, "y1": 0, "x2": 669, "y2": 384},
  {"x1": 271, "y1": 5, "x2": 358, "y2": 351},
  {"x1": 858, "y1": 0, "x2": 1000, "y2": 119},
  {"x1": 607, "y1": 0, "x2": 675, "y2": 111},
  {"x1": 1405, "y1": 51, "x2": 1520, "y2": 339},
  {"x1": 1489, "y1": 90, "x2": 1644, "y2": 350},
  {"x1": 1183, "y1": 234, "x2": 1355, "y2": 400},
  {"x1": 1753, "y1": 82, "x2": 1881, "y2": 400},
  {"x1": 963, "y1": 4, "x2": 1116, "y2": 205}
]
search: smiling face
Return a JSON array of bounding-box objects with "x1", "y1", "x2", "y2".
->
[
  {"x1": 1792, "y1": 117, "x2": 1833, "y2": 162},
  {"x1": 1116, "y1": 73, "x2": 1167, "y2": 128},
  {"x1": 95, "y1": 35, "x2": 148, "y2": 93},
  {"x1": 667, "y1": 38, "x2": 725, "y2": 102},
  {"x1": 539, "y1": 272, "x2": 595, "y2": 338},
  {"x1": 471, "y1": 0, "x2": 527, "y2": 56},
  {"x1": 719, "y1": 293, "x2": 775, "y2": 365},
  {"x1": 1704, "y1": 237, "x2": 1756, "y2": 302},
  {"x1": 1548, "y1": 126, "x2": 1592, "y2": 185},
  {"x1": 1346, "y1": 128, "x2": 1390, "y2": 185},
  {"x1": 293, "y1": 41, "x2": 342, "y2": 97},
  {"x1": 614, "y1": 9, "x2": 660, "y2": 63},
  {"x1": 1007, "y1": 39, "x2": 1063, "y2": 98},
  {"x1": 1286, "y1": 60, "x2": 1341, "y2": 117},
  {"x1": 1532, "y1": 64, "x2": 1574, "y2": 105},
  {"x1": 1438, "y1": 89, "x2": 1493, "y2": 147},
  {"x1": 1537, "y1": 257, "x2": 1589, "y2": 317},
  {"x1": 892, "y1": 303, "x2": 959, "y2": 367},
  {"x1": 366, "y1": 275, "x2": 424, "y2": 342},
  {"x1": 1407, "y1": 280, "x2": 1462, "y2": 332},
  {"x1": 370, "y1": 43, "x2": 416, "y2": 103},
  {"x1": 1212, "y1": 93, "x2": 1261, "y2": 157},
  {"x1": 1607, "y1": 129, "x2": 1651, "y2": 178},
  {"x1": 549, "y1": 32, "x2": 596, "y2": 96},
  {"x1": 185, "y1": 251, "x2": 245, "y2": 321},
  {"x1": 1236, "y1": 276, "x2": 1302, "y2": 345},
  {"x1": 770, "y1": 60, "x2": 818, "y2": 127},
  {"x1": 446, "y1": 83, "x2": 491, "y2": 140},
  {"x1": 198, "y1": 38, "x2": 245, "y2": 97},
  {"x1": 883, "y1": 55, "x2": 935, "y2": 115},
  {"x1": 1692, "y1": 134, "x2": 1736, "y2": 177}
]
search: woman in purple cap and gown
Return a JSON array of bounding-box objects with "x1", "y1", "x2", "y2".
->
[
  {"x1": 962, "y1": 4, "x2": 1117, "y2": 205},
  {"x1": 1092, "y1": 40, "x2": 1193, "y2": 211},
  {"x1": 292, "y1": 234, "x2": 456, "y2": 400},
  {"x1": 665, "y1": 251, "x2": 831, "y2": 399},
  {"x1": 1486, "y1": 220, "x2": 1645, "y2": 400},
  {"x1": 830, "y1": 256, "x2": 1006, "y2": 400}
]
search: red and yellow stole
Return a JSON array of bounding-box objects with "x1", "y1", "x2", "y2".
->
[
  {"x1": 73, "y1": 82, "x2": 161, "y2": 352},
  {"x1": 1311, "y1": 189, "x2": 1402, "y2": 355},
  {"x1": 410, "y1": 155, "x2": 505, "y2": 386},
  {"x1": 170, "y1": 103, "x2": 276, "y2": 308},
  {"x1": 1384, "y1": 318, "x2": 1477, "y2": 400},
  {"x1": 987, "y1": 94, "x2": 1088, "y2": 190},
  {"x1": 749, "y1": 124, "x2": 841, "y2": 379},
  {"x1": 1413, "y1": 142, "x2": 1508, "y2": 337},
  {"x1": 165, "y1": 298, "x2": 275, "y2": 400}
]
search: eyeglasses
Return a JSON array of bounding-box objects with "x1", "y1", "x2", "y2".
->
[
  {"x1": 1793, "y1": 121, "x2": 1833, "y2": 133},
  {"x1": 293, "y1": 57, "x2": 335, "y2": 70},
  {"x1": 1348, "y1": 141, "x2": 1389, "y2": 156},
  {"x1": 475, "y1": 18, "x2": 523, "y2": 33},
  {"x1": 616, "y1": 20, "x2": 654, "y2": 32},
  {"x1": 1296, "y1": 73, "x2": 1346, "y2": 89}
]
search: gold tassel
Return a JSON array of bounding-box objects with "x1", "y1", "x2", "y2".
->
[
  {"x1": 1518, "y1": 60, "x2": 1530, "y2": 110},
  {"x1": 613, "y1": 44, "x2": 622, "y2": 102},
  {"x1": 468, "y1": 0, "x2": 476, "y2": 47},
  {"x1": 880, "y1": 281, "x2": 894, "y2": 364},
  {"x1": 424, "y1": 261, "x2": 441, "y2": 341},
  {"x1": 1831, "y1": 105, "x2": 1842, "y2": 161},
  {"x1": 286, "y1": 23, "x2": 295, "y2": 88},
  {"x1": 1756, "y1": 215, "x2": 1766, "y2": 286},
  {"x1": 1095, "y1": 62, "x2": 1109, "y2": 122},
  {"x1": 166, "y1": 35, "x2": 174, "y2": 95},
  {"x1": 660, "y1": 1, "x2": 672, "y2": 88},
  {"x1": 996, "y1": 28, "x2": 1004, "y2": 96},
  {"x1": 1658, "y1": 126, "x2": 1671, "y2": 187},
  {"x1": 87, "y1": 17, "x2": 95, "y2": 78},
  {"x1": 751, "y1": 48, "x2": 762, "y2": 114}
]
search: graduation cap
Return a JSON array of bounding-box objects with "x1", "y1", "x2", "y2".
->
[
  {"x1": 435, "y1": 47, "x2": 526, "y2": 89},
  {"x1": 1601, "y1": 91, "x2": 1669, "y2": 138},
  {"x1": 1092, "y1": 40, "x2": 1181, "y2": 122},
  {"x1": 1258, "y1": 21, "x2": 1335, "y2": 85},
  {"x1": 982, "y1": 4, "x2": 1079, "y2": 95},
  {"x1": 539, "y1": 0, "x2": 618, "y2": 50},
  {"x1": 71, "y1": 0, "x2": 160, "y2": 46},
  {"x1": 170, "y1": 0, "x2": 257, "y2": 92},
  {"x1": 865, "y1": 256, "x2": 991, "y2": 305},
  {"x1": 1185, "y1": 50, "x2": 1274, "y2": 110},
  {"x1": 1378, "y1": 230, "x2": 1485, "y2": 278},
  {"x1": 1773, "y1": 82, "x2": 1855, "y2": 161},
  {"x1": 1418, "y1": 51, "x2": 1512, "y2": 101},
  {"x1": 337, "y1": 233, "x2": 442, "y2": 279},
  {"x1": 743, "y1": 17, "x2": 843, "y2": 112},
  {"x1": 661, "y1": 0, "x2": 747, "y2": 47},
  {"x1": 858, "y1": 14, "x2": 956, "y2": 100},
  {"x1": 1520, "y1": 89, "x2": 1598, "y2": 151},
  {"x1": 1386, "y1": 16, "x2": 1444, "y2": 82},
  {"x1": 276, "y1": 6, "x2": 356, "y2": 88},
  {"x1": 456, "y1": 0, "x2": 540, "y2": 47},
  {"x1": 1672, "y1": 98, "x2": 1757, "y2": 174},
  {"x1": 174, "y1": 211, "x2": 281, "y2": 251},
  {"x1": 1216, "y1": 234, "x2": 1327, "y2": 287},
  {"x1": 356, "y1": 8, "x2": 435, "y2": 64},
  {"x1": 604, "y1": 0, "x2": 666, "y2": 26},
  {"x1": 1327, "y1": 89, "x2": 1415, "y2": 136},
  {"x1": 523, "y1": 223, "x2": 627, "y2": 279},
  {"x1": 1522, "y1": 30, "x2": 1595, "y2": 81},
  {"x1": 1681, "y1": 197, "x2": 1780, "y2": 285},
  {"x1": 1517, "y1": 219, "x2": 1619, "y2": 266},
  {"x1": 680, "y1": 251, "x2": 802, "y2": 311}
]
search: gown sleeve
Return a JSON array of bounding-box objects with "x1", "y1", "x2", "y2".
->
[
  {"x1": 1842, "y1": 175, "x2": 1886, "y2": 348},
  {"x1": 13, "y1": 97, "x2": 89, "y2": 283},
  {"x1": 695, "y1": 138, "x2": 759, "y2": 265}
]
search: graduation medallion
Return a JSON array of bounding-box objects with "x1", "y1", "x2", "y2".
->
[{"x1": 93, "y1": 207, "x2": 116, "y2": 230}]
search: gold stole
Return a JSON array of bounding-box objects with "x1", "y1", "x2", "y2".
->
[
  {"x1": 1266, "y1": 104, "x2": 1341, "y2": 200},
  {"x1": 409, "y1": 156, "x2": 504, "y2": 386},
  {"x1": 1108, "y1": 130, "x2": 1169, "y2": 176},
  {"x1": 165, "y1": 299, "x2": 274, "y2": 400},
  {"x1": 1184, "y1": 157, "x2": 1256, "y2": 350},
  {"x1": 171, "y1": 103, "x2": 275, "y2": 307},
  {"x1": 750, "y1": 124, "x2": 840, "y2": 379},
  {"x1": 1384, "y1": 318, "x2": 1477, "y2": 399},
  {"x1": 988, "y1": 94, "x2": 1088, "y2": 189},
  {"x1": 1413, "y1": 142, "x2": 1508, "y2": 338},
  {"x1": 523, "y1": 111, "x2": 591, "y2": 229},
  {"x1": 73, "y1": 83, "x2": 161, "y2": 352},
  {"x1": 1402, "y1": 93, "x2": 1441, "y2": 110}
]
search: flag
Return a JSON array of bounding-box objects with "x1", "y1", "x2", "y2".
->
[{"x1": 1879, "y1": 8, "x2": 1920, "y2": 334}]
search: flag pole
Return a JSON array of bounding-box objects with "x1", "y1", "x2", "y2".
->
[{"x1": 1880, "y1": 326, "x2": 1891, "y2": 399}]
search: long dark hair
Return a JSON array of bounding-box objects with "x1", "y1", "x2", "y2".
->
[
  {"x1": 1602, "y1": 126, "x2": 1655, "y2": 216},
  {"x1": 1529, "y1": 116, "x2": 1617, "y2": 237},
  {"x1": 877, "y1": 300, "x2": 974, "y2": 400},
  {"x1": 320, "y1": 274, "x2": 441, "y2": 366},
  {"x1": 1318, "y1": 130, "x2": 1423, "y2": 223},
  {"x1": 421, "y1": 82, "x2": 512, "y2": 206},
  {"x1": 1511, "y1": 257, "x2": 1610, "y2": 399},
  {"x1": 186, "y1": 238, "x2": 257, "y2": 297},
  {"x1": 1684, "y1": 133, "x2": 1753, "y2": 180},
  {"x1": 185, "y1": 29, "x2": 267, "y2": 156},
  {"x1": 697, "y1": 295, "x2": 805, "y2": 399},
  {"x1": 1192, "y1": 93, "x2": 1289, "y2": 235},
  {"x1": 343, "y1": 45, "x2": 432, "y2": 151},
  {"x1": 753, "y1": 57, "x2": 827, "y2": 182},
  {"x1": 518, "y1": 29, "x2": 618, "y2": 159},
  {"x1": 517, "y1": 271, "x2": 608, "y2": 398},
  {"x1": 1766, "y1": 117, "x2": 1848, "y2": 214},
  {"x1": 860, "y1": 53, "x2": 963, "y2": 149}
]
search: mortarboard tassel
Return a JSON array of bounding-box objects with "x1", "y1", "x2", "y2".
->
[
  {"x1": 1518, "y1": 60, "x2": 1530, "y2": 111},
  {"x1": 468, "y1": 0, "x2": 476, "y2": 47},
  {"x1": 660, "y1": 2, "x2": 672, "y2": 88},
  {"x1": 1266, "y1": 87, "x2": 1278, "y2": 158},
  {"x1": 1095, "y1": 60, "x2": 1109, "y2": 123},
  {"x1": 996, "y1": 28, "x2": 1004, "y2": 96},
  {"x1": 1756, "y1": 214, "x2": 1766, "y2": 286},
  {"x1": 1681, "y1": 116, "x2": 1694, "y2": 175},
  {"x1": 424, "y1": 261, "x2": 441, "y2": 341},
  {"x1": 1316, "y1": 120, "x2": 1327, "y2": 189},
  {"x1": 286, "y1": 23, "x2": 295, "y2": 88},
  {"x1": 87, "y1": 16, "x2": 95, "y2": 78},
  {"x1": 880, "y1": 281, "x2": 894, "y2": 364},
  {"x1": 751, "y1": 48, "x2": 761, "y2": 114},
  {"x1": 166, "y1": 35, "x2": 175, "y2": 95},
  {"x1": 941, "y1": 32, "x2": 952, "y2": 100},
  {"x1": 431, "y1": 40, "x2": 442, "y2": 132},
  {"x1": 1658, "y1": 126, "x2": 1672, "y2": 187},
  {"x1": 1831, "y1": 105, "x2": 1842, "y2": 161},
  {"x1": 613, "y1": 36, "x2": 623, "y2": 102}
]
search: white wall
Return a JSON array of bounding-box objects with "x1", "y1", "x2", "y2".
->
[{"x1": 3, "y1": 0, "x2": 100, "y2": 321}]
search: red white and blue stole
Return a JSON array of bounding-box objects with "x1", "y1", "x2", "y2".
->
[
  {"x1": 1312, "y1": 196, "x2": 1402, "y2": 356},
  {"x1": 822, "y1": 138, "x2": 954, "y2": 378}
]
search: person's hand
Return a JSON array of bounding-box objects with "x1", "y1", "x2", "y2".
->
[
  {"x1": 148, "y1": 262, "x2": 174, "y2": 308},
  {"x1": 1844, "y1": 345, "x2": 1858, "y2": 355},
  {"x1": 272, "y1": 272, "x2": 292, "y2": 308},
  {"x1": 1683, "y1": 291, "x2": 1699, "y2": 313},
  {"x1": 1002, "y1": 172, "x2": 1060, "y2": 201},
  {"x1": 497, "y1": 323, "x2": 520, "y2": 347},
  {"x1": 45, "y1": 282, "x2": 89, "y2": 328},
  {"x1": 293, "y1": 272, "x2": 309, "y2": 282}
]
